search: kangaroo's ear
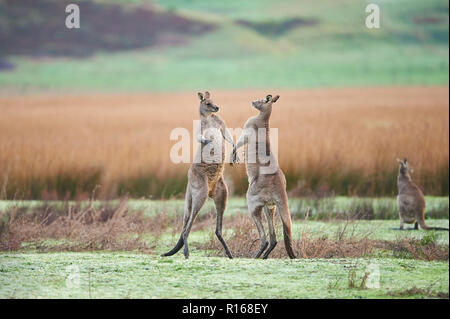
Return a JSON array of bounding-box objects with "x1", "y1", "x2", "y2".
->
[
  {"x1": 396, "y1": 158, "x2": 403, "y2": 164},
  {"x1": 204, "y1": 91, "x2": 210, "y2": 99},
  {"x1": 198, "y1": 92, "x2": 204, "y2": 101},
  {"x1": 265, "y1": 95, "x2": 272, "y2": 102},
  {"x1": 272, "y1": 95, "x2": 280, "y2": 103}
]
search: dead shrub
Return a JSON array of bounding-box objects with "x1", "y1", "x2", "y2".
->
[
  {"x1": 0, "y1": 201, "x2": 172, "y2": 252},
  {"x1": 0, "y1": 200, "x2": 220, "y2": 253},
  {"x1": 1, "y1": 202, "x2": 448, "y2": 261},
  {"x1": 387, "y1": 286, "x2": 449, "y2": 299},
  {"x1": 196, "y1": 213, "x2": 376, "y2": 259},
  {"x1": 196, "y1": 214, "x2": 449, "y2": 261},
  {"x1": 385, "y1": 237, "x2": 449, "y2": 261}
]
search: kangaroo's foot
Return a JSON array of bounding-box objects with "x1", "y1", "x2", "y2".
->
[
  {"x1": 254, "y1": 241, "x2": 268, "y2": 259},
  {"x1": 262, "y1": 241, "x2": 277, "y2": 259}
]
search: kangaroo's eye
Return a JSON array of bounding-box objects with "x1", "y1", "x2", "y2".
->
[{"x1": 207, "y1": 103, "x2": 212, "y2": 106}]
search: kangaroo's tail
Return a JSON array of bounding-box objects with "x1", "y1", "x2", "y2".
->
[
  {"x1": 418, "y1": 219, "x2": 449, "y2": 231},
  {"x1": 161, "y1": 186, "x2": 192, "y2": 257},
  {"x1": 277, "y1": 199, "x2": 297, "y2": 259},
  {"x1": 161, "y1": 235, "x2": 184, "y2": 256}
]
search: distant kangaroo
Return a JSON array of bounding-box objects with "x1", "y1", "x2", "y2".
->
[
  {"x1": 162, "y1": 91, "x2": 235, "y2": 259},
  {"x1": 231, "y1": 94, "x2": 296, "y2": 259},
  {"x1": 397, "y1": 158, "x2": 448, "y2": 231}
]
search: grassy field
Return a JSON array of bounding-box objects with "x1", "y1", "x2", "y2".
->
[
  {"x1": 1, "y1": 87, "x2": 448, "y2": 199},
  {"x1": 0, "y1": 0, "x2": 448, "y2": 300},
  {"x1": 1, "y1": 196, "x2": 448, "y2": 220},
  {"x1": 1, "y1": 253, "x2": 448, "y2": 298},
  {"x1": 1, "y1": 1, "x2": 448, "y2": 199},
  {"x1": 0, "y1": 0, "x2": 448, "y2": 92},
  {"x1": 0, "y1": 198, "x2": 448, "y2": 298}
]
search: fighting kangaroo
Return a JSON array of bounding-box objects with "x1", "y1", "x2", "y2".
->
[
  {"x1": 231, "y1": 94, "x2": 297, "y2": 259},
  {"x1": 397, "y1": 158, "x2": 448, "y2": 231},
  {"x1": 162, "y1": 91, "x2": 235, "y2": 259}
]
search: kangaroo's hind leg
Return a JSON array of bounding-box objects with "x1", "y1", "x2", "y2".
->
[
  {"x1": 249, "y1": 202, "x2": 268, "y2": 258},
  {"x1": 262, "y1": 206, "x2": 277, "y2": 259},
  {"x1": 212, "y1": 178, "x2": 233, "y2": 259}
]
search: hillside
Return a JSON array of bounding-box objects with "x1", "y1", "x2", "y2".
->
[{"x1": 0, "y1": 0, "x2": 448, "y2": 92}]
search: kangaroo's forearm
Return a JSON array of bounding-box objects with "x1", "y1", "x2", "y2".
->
[
  {"x1": 223, "y1": 128, "x2": 235, "y2": 148},
  {"x1": 234, "y1": 134, "x2": 247, "y2": 151},
  {"x1": 196, "y1": 134, "x2": 210, "y2": 144}
]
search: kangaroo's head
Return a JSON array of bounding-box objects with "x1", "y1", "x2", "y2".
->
[
  {"x1": 198, "y1": 91, "x2": 219, "y2": 116},
  {"x1": 397, "y1": 158, "x2": 413, "y2": 177},
  {"x1": 252, "y1": 94, "x2": 280, "y2": 118}
]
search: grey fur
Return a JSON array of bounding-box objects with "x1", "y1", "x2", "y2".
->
[
  {"x1": 162, "y1": 91, "x2": 235, "y2": 259},
  {"x1": 231, "y1": 94, "x2": 297, "y2": 259},
  {"x1": 397, "y1": 158, "x2": 448, "y2": 231}
]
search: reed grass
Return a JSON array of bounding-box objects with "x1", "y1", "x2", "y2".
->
[{"x1": 0, "y1": 87, "x2": 448, "y2": 199}]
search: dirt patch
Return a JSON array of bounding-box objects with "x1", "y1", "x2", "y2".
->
[
  {"x1": 0, "y1": 59, "x2": 15, "y2": 71},
  {"x1": 388, "y1": 286, "x2": 448, "y2": 299},
  {"x1": 236, "y1": 17, "x2": 317, "y2": 36},
  {"x1": 413, "y1": 16, "x2": 445, "y2": 24},
  {"x1": 0, "y1": 0, "x2": 215, "y2": 58},
  {"x1": 385, "y1": 237, "x2": 449, "y2": 261}
]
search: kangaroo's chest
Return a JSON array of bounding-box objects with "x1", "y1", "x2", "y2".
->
[
  {"x1": 201, "y1": 117, "x2": 222, "y2": 141},
  {"x1": 198, "y1": 116, "x2": 224, "y2": 162}
]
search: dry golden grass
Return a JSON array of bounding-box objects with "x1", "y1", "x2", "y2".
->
[{"x1": 0, "y1": 86, "x2": 448, "y2": 199}]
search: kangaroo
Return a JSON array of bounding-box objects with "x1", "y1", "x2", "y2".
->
[
  {"x1": 231, "y1": 94, "x2": 296, "y2": 259},
  {"x1": 397, "y1": 158, "x2": 448, "y2": 231},
  {"x1": 162, "y1": 91, "x2": 235, "y2": 259}
]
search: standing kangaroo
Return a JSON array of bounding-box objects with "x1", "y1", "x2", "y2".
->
[
  {"x1": 162, "y1": 91, "x2": 235, "y2": 259},
  {"x1": 397, "y1": 158, "x2": 448, "y2": 231},
  {"x1": 231, "y1": 94, "x2": 296, "y2": 259}
]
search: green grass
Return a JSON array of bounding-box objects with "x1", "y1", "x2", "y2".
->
[
  {"x1": 0, "y1": 0, "x2": 447, "y2": 92},
  {"x1": 0, "y1": 252, "x2": 448, "y2": 298},
  {"x1": 1, "y1": 197, "x2": 448, "y2": 299},
  {"x1": 289, "y1": 219, "x2": 450, "y2": 245},
  {"x1": 1, "y1": 196, "x2": 448, "y2": 220}
]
